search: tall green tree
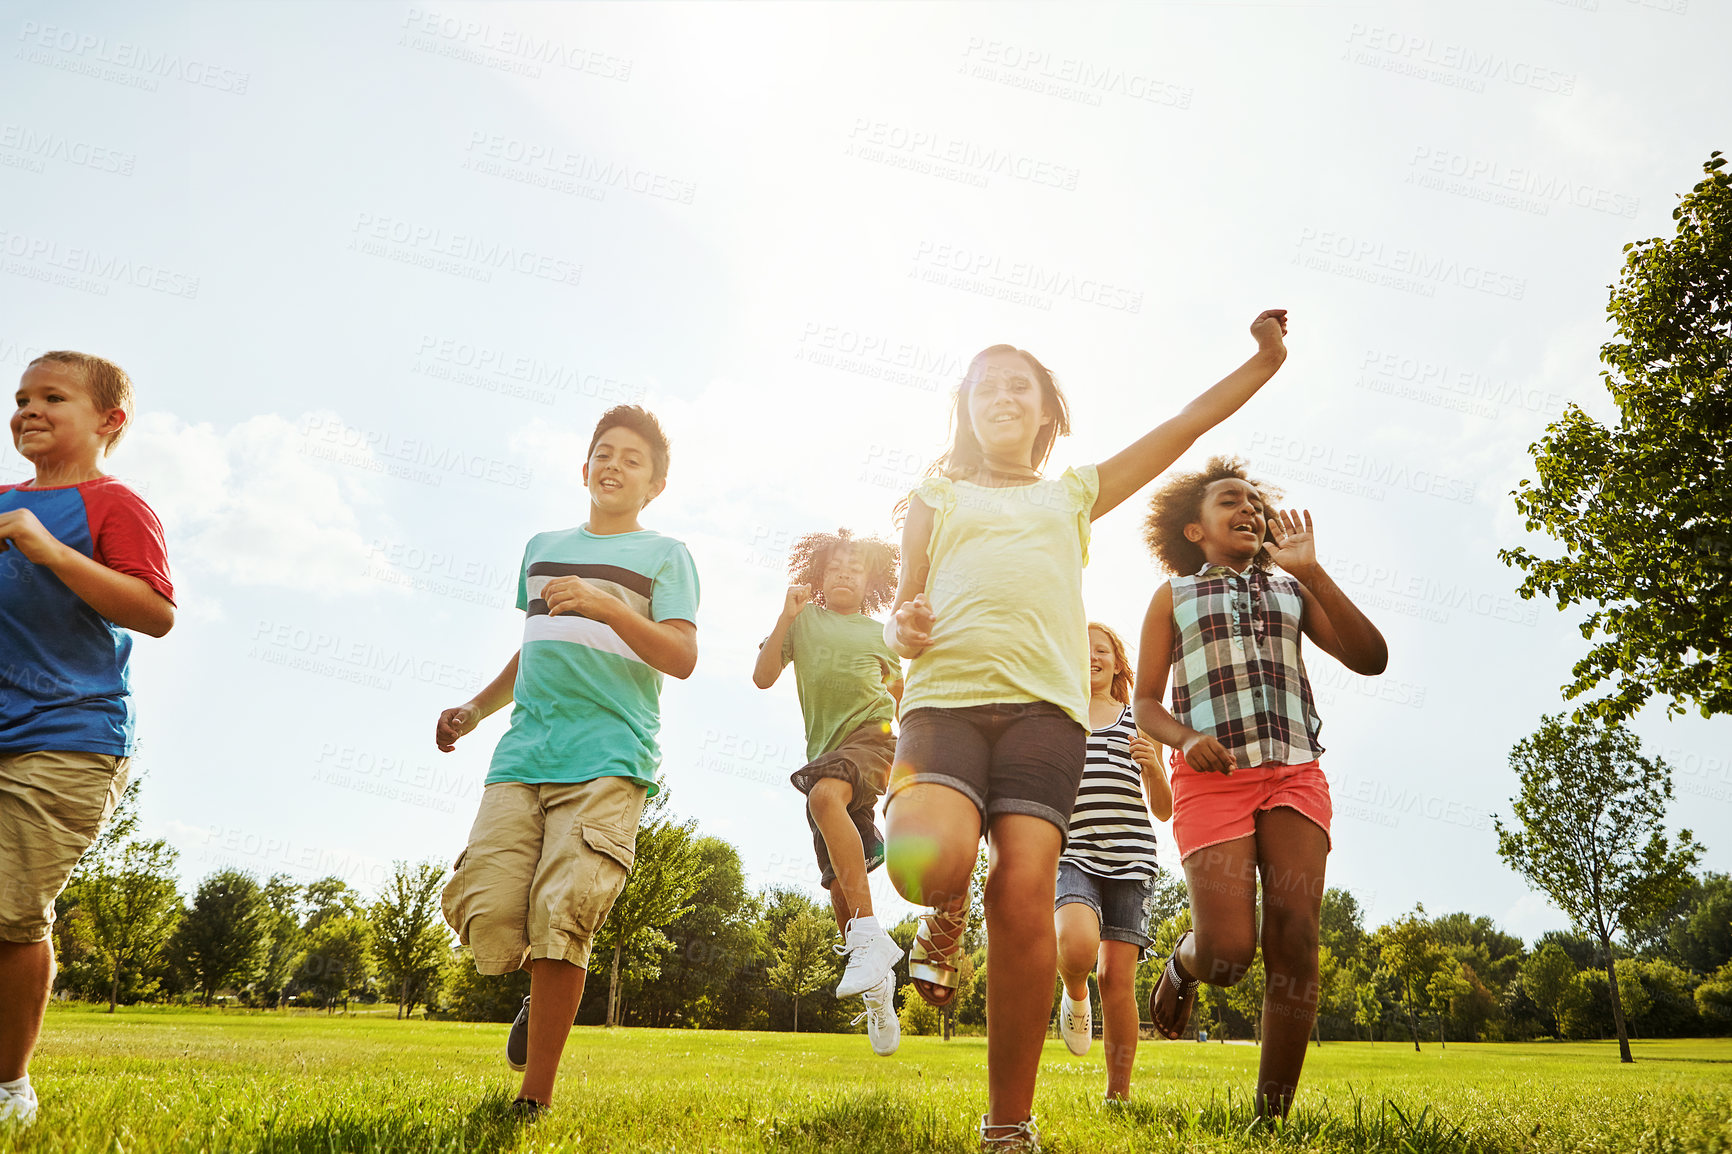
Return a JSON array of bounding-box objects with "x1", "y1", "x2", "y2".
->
[
  {"x1": 766, "y1": 909, "x2": 836, "y2": 1033},
  {"x1": 257, "y1": 875, "x2": 303, "y2": 1009},
  {"x1": 1501, "y1": 153, "x2": 1732, "y2": 723},
  {"x1": 1521, "y1": 942, "x2": 1579, "y2": 1035},
  {"x1": 298, "y1": 913, "x2": 373, "y2": 1012},
  {"x1": 77, "y1": 839, "x2": 182, "y2": 1012},
  {"x1": 170, "y1": 870, "x2": 272, "y2": 1006},
  {"x1": 1495, "y1": 715, "x2": 1702, "y2": 1062},
  {"x1": 1374, "y1": 906, "x2": 1449, "y2": 1052},
  {"x1": 593, "y1": 790, "x2": 711, "y2": 1027},
  {"x1": 632, "y1": 837, "x2": 760, "y2": 1028},
  {"x1": 368, "y1": 860, "x2": 451, "y2": 1019}
]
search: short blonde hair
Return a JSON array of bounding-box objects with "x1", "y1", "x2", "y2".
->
[{"x1": 28, "y1": 351, "x2": 135, "y2": 452}]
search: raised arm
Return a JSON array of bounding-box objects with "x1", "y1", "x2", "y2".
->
[
  {"x1": 1267, "y1": 509, "x2": 1388, "y2": 677},
  {"x1": 1091, "y1": 310, "x2": 1288, "y2": 521},
  {"x1": 751, "y1": 585, "x2": 811, "y2": 688},
  {"x1": 883, "y1": 497, "x2": 936, "y2": 660}
]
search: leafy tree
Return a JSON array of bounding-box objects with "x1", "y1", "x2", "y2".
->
[
  {"x1": 593, "y1": 791, "x2": 712, "y2": 1027},
  {"x1": 302, "y1": 877, "x2": 364, "y2": 930},
  {"x1": 1695, "y1": 961, "x2": 1732, "y2": 1027},
  {"x1": 1426, "y1": 961, "x2": 1469, "y2": 1047},
  {"x1": 1521, "y1": 942, "x2": 1579, "y2": 1034},
  {"x1": 1500, "y1": 153, "x2": 1732, "y2": 723},
  {"x1": 169, "y1": 870, "x2": 271, "y2": 1006},
  {"x1": 257, "y1": 875, "x2": 303, "y2": 1009},
  {"x1": 1319, "y1": 888, "x2": 1368, "y2": 966},
  {"x1": 77, "y1": 839, "x2": 182, "y2": 1012},
  {"x1": 368, "y1": 860, "x2": 450, "y2": 1019},
  {"x1": 766, "y1": 909, "x2": 836, "y2": 1032},
  {"x1": 1495, "y1": 716, "x2": 1702, "y2": 1061},
  {"x1": 298, "y1": 913, "x2": 373, "y2": 1012},
  {"x1": 633, "y1": 837, "x2": 760, "y2": 1028},
  {"x1": 1664, "y1": 873, "x2": 1732, "y2": 974},
  {"x1": 441, "y1": 945, "x2": 530, "y2": 1022},
  {"x1": 1374, "y1": 906, "x2": 1449, "y2": 1051}
]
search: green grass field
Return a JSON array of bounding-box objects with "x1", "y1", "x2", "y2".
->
[{"x1": 2, "y1": 1005, "x2": 1727, "y2": 1153}]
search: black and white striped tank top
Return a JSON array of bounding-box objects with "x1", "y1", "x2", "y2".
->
[{"x1": 1060, "y1": 704, "x2": 1158, "y2": 879}]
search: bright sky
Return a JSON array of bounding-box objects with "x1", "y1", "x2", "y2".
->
[{"x1": 4, "y1": 1, "x2": 1726, "y2": 944}]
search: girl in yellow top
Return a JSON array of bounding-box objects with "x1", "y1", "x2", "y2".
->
[{"x1": 884, "y1": 312, "x2": 1290, "y2": 1150}]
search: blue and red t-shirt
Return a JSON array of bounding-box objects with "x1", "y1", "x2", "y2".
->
[{"x1": 0, "y1": 475, "x2": 174, "y2": 756}]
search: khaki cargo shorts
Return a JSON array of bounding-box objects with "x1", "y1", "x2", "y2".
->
[
  {"x1": 0, "y1": 750, "x2": 131, "y2": 943},
  {"x1": 441, "y1": 774, "x2": 646, "y2": 975}
]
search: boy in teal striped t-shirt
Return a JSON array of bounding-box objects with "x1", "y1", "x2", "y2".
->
[{"x1": 435, "y1": 406, "x2": 698, "y2": 1118}]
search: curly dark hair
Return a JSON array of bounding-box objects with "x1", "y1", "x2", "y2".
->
[
  {"x1": 1142, "y1": 456, "x2": 1282, "y2": 576},
  {"x1": 788, "y1": 528, "x2": 900, "y2": 614}
]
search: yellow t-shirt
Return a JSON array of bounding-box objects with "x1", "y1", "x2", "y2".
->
[{"x1": 901, "y1": 464, "x2": 1100, "y2": 727}]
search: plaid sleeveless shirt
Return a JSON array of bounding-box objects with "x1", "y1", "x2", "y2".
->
[{"x1": 1168, "y1": 562, "x2": 1323, "y2": 768}]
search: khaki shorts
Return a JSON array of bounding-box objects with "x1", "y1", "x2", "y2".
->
[
  {"x1": 0, "y1": 750, "x2": 131, "y2": 943},
  {"x1": 441, "y1": 775, "x2": 646, "y2": 975}
]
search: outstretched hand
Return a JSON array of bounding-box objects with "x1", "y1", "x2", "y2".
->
[{"x1": 1265, "y1": 508, "x2": 1316, "y2": 577}]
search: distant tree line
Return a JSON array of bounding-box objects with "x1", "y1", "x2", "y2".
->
[{"x1": 52, "y1": 778, "x2": 1730, "y2": 1042}]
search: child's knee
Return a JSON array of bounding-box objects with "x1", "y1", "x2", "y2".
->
[
  {"x1": 1097, "y1": 953, "x2": 1134, "y2": 996},
  {"x1": 1056, "y1": 932, "x2": 1096, "y2": 978},
  {"x1": 807, "y1": 777, "x2": 852, "y2": 816},
  {"x1": 1261, "y1": 909, "x2": 1319, "y2": 970},
  {"x1": 1192, "y1": 929, "x2": 1256, "y2": 986}
]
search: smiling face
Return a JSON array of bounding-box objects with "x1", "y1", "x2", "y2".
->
[
  {"x1": 1088, "y1": 626, "x2": 1118, "y2": 698},
  {"x1": 582, "y1": 424, "x2": 665, "y2": 522},
  {"x1": 963, "y1": 349, "x2": 1053, "y2": 472},
  {"x1": 1185, "y1": 477, "x2": 1268, "y2": 567},
  {"x1": 11, "y1": 363, "x2": 124, "y2": 475},
  {"x1": 819, "y1": 545, "x2": 869, "y2": 615}
]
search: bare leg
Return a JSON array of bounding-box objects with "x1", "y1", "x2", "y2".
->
[
  {"x1": 517, "y1": 959, "x2": 586, "y2": 1106},
  {"x1": 0, "y1": 939, "x2": 53, "y2": 1081},
  {"x1": 809, "y1": 778, "x2": 872, "y2": 933},
  {"x1": 885, "y1": 782, "x2": 980, "y2": 1005},
  {"x1": 1054, "y1": 902, "x2": 1100, "y2": 1001},
  {"x1": 983, "y1": 814, "x2": 1063, "y2": 1128},
  {"x1": 1253, "y1": 808, "x2": 1328, "y2": 1118},
  {"x1": 1097, "y1": 939, "x2": 1141, "y2": 1100},
  {"x1": 1152, "y1": 837, "x2": 1258, "y2": 1034}
]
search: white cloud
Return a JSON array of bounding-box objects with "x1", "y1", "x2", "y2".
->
[{"x1": 119, "y1": 411, "x2": 387, "y2": 596}]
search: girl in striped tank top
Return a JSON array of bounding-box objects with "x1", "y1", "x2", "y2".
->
[
  {"x1": 1134, "y1": 458, "x2": 1387, "y2": 1120},
  {"x1": 1054, "y1": 622, "x2": 1172, "y2": 1102},
  {"x1": 884, "y1": 312, "x2": 1291, "y2": 1150}
]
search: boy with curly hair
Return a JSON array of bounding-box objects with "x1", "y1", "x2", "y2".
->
[{"x1": 752, "y1": 528, "x2": 903, "y2": 1056}]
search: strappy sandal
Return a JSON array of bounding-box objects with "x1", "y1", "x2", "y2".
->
[
  {"x1": 907, "y1": 908, "x2": 966, "y2": 1008},
  {"x1": 1148, "y1": 929, "x2": 1200, "y2": 1040},
  {"x1": 980, "y1": 1115, "x2": 1041, "y2": 1151}
]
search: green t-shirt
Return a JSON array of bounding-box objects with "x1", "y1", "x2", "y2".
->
[
  {"x1": 779, "y1": 604, "x2": 901, "y2": 762},
  {"x1": 487, "y1": 524, "x2": 700, "y2": 794}
]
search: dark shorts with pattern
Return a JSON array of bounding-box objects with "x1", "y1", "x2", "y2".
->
[
  {"x1": 791, "y1": 721, "x2": 896, "y2": 888},
  {"x1": 886, "y1": 702, "x2": 1088, "y2": 843}
]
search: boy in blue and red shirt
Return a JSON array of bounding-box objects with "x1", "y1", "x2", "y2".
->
[{"x1": 0, "y1": 351, "x2": 175, "y2": 1129}]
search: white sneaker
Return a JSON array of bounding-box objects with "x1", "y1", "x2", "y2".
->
[
  {"x1": 834, "y1": 916, "x2": 902, "y2": 998},
  {"x1": 0, "y1": 1084, "x2": 38, "y2": 1128},
  {"x1": 1060, "y1": 991, "x2": 1092, "y2": 1056},
  {"x1": 853, "y1": 969, "x2": 901, "y2": 1057}
]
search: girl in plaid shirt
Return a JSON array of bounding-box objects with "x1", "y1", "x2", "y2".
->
[
  {"x1": 884, "y1": 312, "x2": 1290, "y2": 1151},
  {"x1": 1134, "y1": 458, "x2": 1387, "y2": 1120}
]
